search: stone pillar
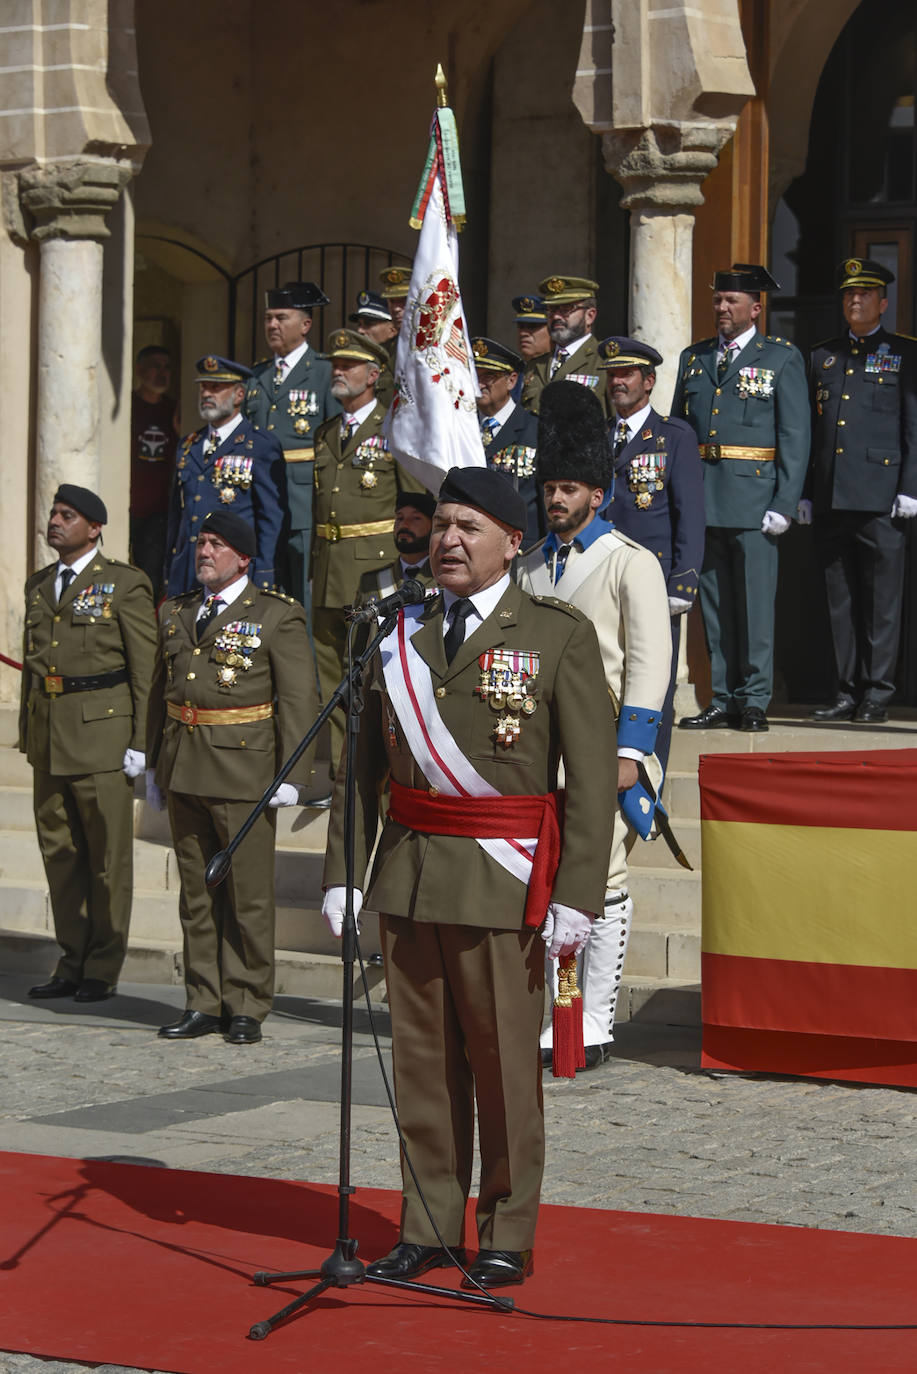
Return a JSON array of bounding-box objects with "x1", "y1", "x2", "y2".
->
[
  {"x1": 19, "y1": 160, "x2": 133, "y2": 557},
  {"x1": 602, "y1": 124, "x2": 735, "y2": 411}
]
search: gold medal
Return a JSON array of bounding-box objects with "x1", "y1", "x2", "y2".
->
[
  {"x1": 360, "y1": 470, "x2": 378, "y2": 489},
  {"x1": 219, "y1": 487, "x2": 236, "y2": 504},
  {"x1": 218, "y1": 666, "x2": 236, "y2": 687},
  {"x1": 494, "y1": 714, "x2": 521, "y2": 748}
]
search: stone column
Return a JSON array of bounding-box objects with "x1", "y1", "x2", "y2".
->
[{"x1": 19, "y1": 160, "x2": 133, "y2": 555}]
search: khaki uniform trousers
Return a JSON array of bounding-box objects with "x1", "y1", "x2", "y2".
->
[
  {"x1": 313, "y1": 605, "x2": 349, "y2": 777},
  {"x1": 33, "y1": 767, "x2": 135, "y2": 986},
  {"x1": 381, "y1": 914, "x2": 546, "y2": 1252},
  {"x1": 167, "y1": 791, "x2": 277, "y2": 1021}
]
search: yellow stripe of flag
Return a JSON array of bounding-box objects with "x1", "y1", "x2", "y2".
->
[{"x1": 702, "y1": 820, "x2": 917, "y2": 969}]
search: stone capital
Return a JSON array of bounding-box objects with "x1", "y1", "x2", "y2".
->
[
  {"x1": 18, "y1": 159, "x2": 134, "y2": 242},
  {"x1": 602, "y1": 122, "x2": 737, "y2": 212}
]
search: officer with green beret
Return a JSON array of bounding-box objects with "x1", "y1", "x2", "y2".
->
[
  {"x1": 521, "y1": 275, "x2": 610, "y2": 418},
  {"x1": 244, "y1": 282, "x2": 340, "y2": 618},
  {"x1": 21, "y1": 485, "x2": 157, "y2": 1002},
  {"x1": 673, "y1": 263, "x2": 810, "y2": 732},
  {"x1": 312, "y1": 328, "x2": 425, "y2": 777}
]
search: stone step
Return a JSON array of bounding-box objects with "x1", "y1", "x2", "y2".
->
[
  {"x1": 0, "y1": 706, "x2": 18, "y2": 748},
  {"x1": 627, "y1": 866, "x2": 700, "y2": 925},
  {"x1": 0, "y1": 927, "x2": 389, "y2": 1003},
  {"x1": 0, "y1": 748, "x2": 32, "y2": 788},
  {"x1": 664, "y1": 772, "x2": 700, "y2": 819},
  {"x1": 626, "y1": 926, "x2": 699, "y2": 982},
  {"x1": 620, "y1": 977, "x2": 700, "y2": 1027},
  {"x1": 666, "y1": 710, "x2": 917, "y2": 770}
]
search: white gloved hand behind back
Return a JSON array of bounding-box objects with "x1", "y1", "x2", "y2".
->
[{"x1": 321, "y1": 886, "x2": 364, "y2": 938}]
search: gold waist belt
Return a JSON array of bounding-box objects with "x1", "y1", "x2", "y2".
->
[
  {"x1": 167, "y1": 701, "x2": 274, "y2": 727},
  {"x1": 315, "y1": 518, "x2": 395, "y2": 544},
  {"x1": 283, "y1": 448, "x2": 315, "y2": 462},
  {"x1": 700, "y1": 445, "x2": 776, "y2": 462}
]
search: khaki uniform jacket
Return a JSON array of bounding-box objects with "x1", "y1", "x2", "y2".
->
[
  {"x1": 521, "y1": 335, "x2": 610, "y2": 417},
  {"x1": 323, "y1": 580, "x2": 618, "y2": 928},
  {"x1": 356, "y1": 556, "x2": 435, "y2": 602},
  {"x1": 311, "y1": 401, "x2": 425, "y2": 608},
  {"x1": 19, "y1": 557, "x2": 157, "y2": 776},
  {"x1": 517, "y1": 528, "x2": 671, "y2": 721},
  {"x1": 147, "y1": 582, "x2": 317, "y2": 800}
]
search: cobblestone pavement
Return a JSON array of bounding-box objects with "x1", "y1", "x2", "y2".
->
[{"x1": 2, "y1": 971, "x2": 916, "y2": 1372}]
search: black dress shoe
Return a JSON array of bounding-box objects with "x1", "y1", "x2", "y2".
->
[
  {"x1": 462, "y1": 1249, "x2": 533, "y2": 1289},
  {"x1": 540, "y1": 1047, "x2": 553, "y2": 1069},
  {"x1": 366, "y1": 1242, "x2": 466, "y2": 1279},
  {"x1": 28, "y1": 976, "x2": 79, "y2": 999},
  {"x1": 855, "y1": 701, "x2": 888, "y2": 724},
  {"x1": 739, "y1": 707, "x2": 769, "y2": 732},
  {"x1": 158, "y1": 1010, "x2": 222, "y2": 1039},
  {"x1": 226, "y1": 1015, "x2": 262, "y2": 1044},
  {"x1": 581, "y1": 1044, "x2": 608, "y2": 1070},
  {"x1": 811, "y1": 695, "x2": 855, "y2": 722},
  {"x1": 678, "y1": 704, "x2": 737, "y2": 730},
  {"x1": 73, "y1": 979, "x2": 116, "y2": 1002}
]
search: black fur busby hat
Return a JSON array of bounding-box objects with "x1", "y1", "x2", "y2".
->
[{"x1": 536, "y1": 381, "x2": 612, "y2": 490}]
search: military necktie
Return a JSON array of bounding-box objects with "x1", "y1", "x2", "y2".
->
[
  {"x1": 203, "y1": 431, "x2": 219, "y2": 457},
  {"x1": 550, "y1": 347, "x2": 568, "y2": 378},
  {"x1": 613, "y1": 419, "x2": 629, "y2": 457},
  {"x1": 273, "y1": 358, "x2": 285, "y2": 389},
  {"x1": 717, "y1": 342, "x2": 736, "y2": 381},
  {"x1": 481, "y1": 416, "x2": 500, "y2": 446},
  {"x1": 554, "y1": 543, "x2": 573, "y2": 584},
  {"x1": 195, "y1": 594, "x2": 223, "y2": 642},
  {"x1": 57, "y1": 567, "x2": 76, "y2": 605},
  {"x1": 443, "y1": 597, "x2": 475, "y2": 665},
  {"x1": 341, "y1": 415, "x2": 358, "y2": 445}
]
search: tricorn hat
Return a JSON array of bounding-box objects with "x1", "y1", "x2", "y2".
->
[
  {"x1": 712, "y1": 263, "x2": 780, "y2": 294},
  {"x1": 536, "y1": 382, "x2": 611, "y2": 490}
]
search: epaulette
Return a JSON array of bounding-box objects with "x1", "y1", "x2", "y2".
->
[
  {"x1": 895, "y1": 331, "x2": 917, "y2": 343},
  {"x1": 811, "y1": 336, "x2": 837, "y2": 353},
  {"x1": 764, "y1": 335, "x2": 793, "y2": 348},
  {"x1": 25, "y1": 563, "x2": 56, "y2": 591},
  {"x1": 105, "y1": 557, "x2": 135, "y2": 570},
  {"x1": 170, "y1": 589, "x2": 200, "y2": 604},
  {"x1": 260, "y1": 587, "x2": 298, "y2": 605},
  {"x1": 531, "y1": 595, "x2": 586, "y2": 621}
]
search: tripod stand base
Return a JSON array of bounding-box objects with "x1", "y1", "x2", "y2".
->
[{"x1": 248, "y1": 1239, "x2": 512, "y2": 1338}]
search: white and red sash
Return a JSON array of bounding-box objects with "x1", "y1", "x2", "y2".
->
[{"x1": 380, "y1": 603, "x2": 537, "y2": 887}]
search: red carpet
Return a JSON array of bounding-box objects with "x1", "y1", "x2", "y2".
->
[{"x1": 1, "y1": 1151, "x2": 916, "y2": 1372}]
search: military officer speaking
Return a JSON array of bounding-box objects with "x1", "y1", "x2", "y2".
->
[
  {"x1": 522, "y1": 275, "x2": 610, "y2": 418},
  {"x1": 802, "y1": 258, "x2": 917, "y2": 723},
  {"x1": 322, "y1": 466, "x2": 617, "y2": 1288},
  {"x1": 312, "y1": 328, "x2": 424, "y2": 776},
  {"x1": 600, "y1": 336, "x2": 705, "y2": 769},
  {"x1": 147, "y1": 511, "x2": 317, "y2": 1044},
  {"x1": 166, "y1": 356, "x2": 287, "y2": 598},
  {"x1": 673, "y1": 263, "x2": 809, "y2": 732},
  {"x1": 471, "y1": 336, "x2": 543, "y2": 551},
  {"x1": 244, "y1": 281, "x2": 340, "y2": 616},
  {"x1": 21, "y1": 485, "x2": 157, "y2": 1002}
]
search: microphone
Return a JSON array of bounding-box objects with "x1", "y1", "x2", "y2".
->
[{"x1": 346, "y1": 577, "x2": 429, "y2": 623}]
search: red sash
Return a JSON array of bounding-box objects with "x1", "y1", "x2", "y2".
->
[{"x1": 388, "y1": 779, "x2": 564, "y2": 929}]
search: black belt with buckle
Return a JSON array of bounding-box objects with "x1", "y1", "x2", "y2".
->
[{"x1": 39, "y1": 668, "x2": 130, "y2": 696}]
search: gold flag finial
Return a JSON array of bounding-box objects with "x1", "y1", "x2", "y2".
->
[{"x1": 435, "y1": 63, "x2": 448, "y2": 108}]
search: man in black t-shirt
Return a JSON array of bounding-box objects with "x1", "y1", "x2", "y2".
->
[{"x1": 130, "y1": 345, "x2": 179, "y2": 598}]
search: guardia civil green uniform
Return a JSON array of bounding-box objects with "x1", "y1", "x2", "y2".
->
[
  {"x1": 671, "y1": 265, "x2": 809, "y2": 720},
  {"x1": 147, "y1": 554, "x2": 317, "y2": 1025},
  {"x1": 19, "y1": 539, "x2": 156, "y2": 989}
]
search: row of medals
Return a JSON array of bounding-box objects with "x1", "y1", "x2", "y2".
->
[
  {"x1": 628, "y1": 454, "x2": 665, "y2": 510},
  {"x1": 73, "y1": 584, "x2": 115, "y2": 620},
  {"x1": 477, "y1": 651, "x2": 539, "y2": 748},
  {"x1": 213, "y1": 456, "x2": 253, "y2": 505},
  {"x1": 213, "y1": 622, "x2": 262, "y2": 689},
  {"x1": 354, "y1": 436, "x2": 389, "y2": 490},
  {"x1": 736, "y1": 367, "x2": 774, "y2": 399},
  {"x1": 289, "y1": 389, "x2": 319, "y2": 437}
]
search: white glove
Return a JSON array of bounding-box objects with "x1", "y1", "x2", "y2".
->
[
  {"x1": 321, "y1": 885, "x2": 364, "y2": 938},
  {"x1": 796, "y1": 499, "x2": 813, "y2": 525},
  {"x1": 541, "y1": 902, "x2": 593, "y2": 959},
  {"x1": 144, "y1": 768, "x2": 165, "y2": 811},
  {"x1": 892, "y1": 494, "x2": 917, "y2": 519},
  {"x1": 268, "y1": 782, "x2": 300, "y2": 808},
  {"x1": 122, "y1": 748, "x2": 146, "y2": 779},
  {"x1": 761, "y1": 510, "x2": 791, "y2": 536},
  {"x1": 668, "y1": 596, "x2": 692, "y2": 617}
]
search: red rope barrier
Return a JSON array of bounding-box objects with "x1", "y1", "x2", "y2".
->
[{"x1": 0, "y1": 652, "x2": 22, "y2": 671}]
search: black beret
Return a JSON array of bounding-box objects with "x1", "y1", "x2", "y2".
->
[
  {"x1": 395, "y1": 489, "x2": 437, "y2": 519},
  {"x1": 536, "y1": 382, "x2": 611, "y2": 490},
  {"x1": 437, "y1": 466, "x2": 527, "y2": 533},
  {"x1": 53, "y1": 484, "x2": 107, "y2": 524},
  {"x1": 200, "y1": 510, "x2": 257, "y2": 557}
]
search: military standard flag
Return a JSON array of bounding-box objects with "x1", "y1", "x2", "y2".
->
[{"x1": 386, "y1": 71, "x2": 483, "y2": 493}]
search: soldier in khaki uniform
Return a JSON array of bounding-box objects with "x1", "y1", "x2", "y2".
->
[
  {"x1": 312, "y1": 328, "x2": 424, "y2": 774},
  {"x1": 322, "y1": 466, "x2": 616, "y2": 1290},
  {"x1": 147, "y1": 511, "x2": 317, "y2": 1044},
  {"x1": 21, "y1": 485, "x2": 157, "y2": 1002},
  {"x1": 522, "y1": 275, "x2": 610, "y2": 418},
  {"x1": 357, "y1": 489, "x2": 437, "y2": 602},
  {"x1": 379, "y1": 263, "x2": 412, "y2": 335}
]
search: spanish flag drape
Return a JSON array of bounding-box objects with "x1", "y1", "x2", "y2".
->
[{"x1": 700, "y1": 749, "x2": 917, "y2": 1088}]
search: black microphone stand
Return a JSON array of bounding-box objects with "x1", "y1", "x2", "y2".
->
[{"x1": 206, "y1": 604, "x2": 510, "y2": 1338}]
